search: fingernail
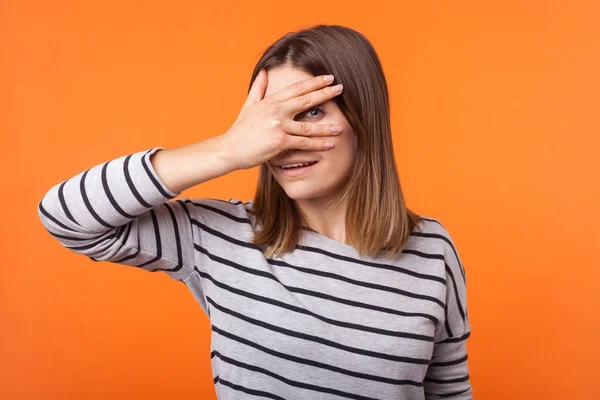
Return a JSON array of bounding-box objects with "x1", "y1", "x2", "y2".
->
[
  {"x1": 323, "y1": 75, "x2": 334, "y2": 82},
  {"x1": 324, "y1": 141, "x2": 334, "y2": 148},
  {"x1": 331, "y1": 84, "x2": 343, "y2": 92},
  {"x1": 330, "y1": 125, "x2": 343, "y2": 133}
]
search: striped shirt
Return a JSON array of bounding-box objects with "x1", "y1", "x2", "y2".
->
[{"x1": 38, "y1": 147, "x2": 473, "y2": 399}]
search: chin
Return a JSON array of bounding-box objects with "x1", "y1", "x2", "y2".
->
[
  {"x1": 281, "y1": 186, "x2": 320, "y2": 201},
  {"x1": 279, "y1": 182, "x2": 335, "y2": 202}
]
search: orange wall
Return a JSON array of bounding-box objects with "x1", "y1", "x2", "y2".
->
[{"x1": 2, "y1": 1, "x2": 599, "y2": 399}]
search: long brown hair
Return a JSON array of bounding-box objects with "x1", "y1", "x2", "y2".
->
[{"x1": 248, "y1": 24, "x2": 423, "y2": 259}]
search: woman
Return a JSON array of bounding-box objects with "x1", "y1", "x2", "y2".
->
[{"x1": 38, "y1": 24, "x2": 473, "y2": 399}]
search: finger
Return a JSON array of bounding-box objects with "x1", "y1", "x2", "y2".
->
[
  {"x1": 282, "y1": 83, "x2": 343, "y2": 115},
  {"x1": 266, "y1": 74, "x2": 335, "y2": 104},
  {"x1": 281, "y1": 119, "x2": 343, "y2": 137},
  {"x1": 283, "y1": 135, "x2": 335, "y2": 151},
  {"x1": 245, "y1": 69, "x2": 268, "y2": 105}
]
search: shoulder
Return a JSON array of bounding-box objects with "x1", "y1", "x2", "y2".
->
[
  {"x1": 412, "y1": 215, "x2": 465, "y2": 271},
  {"x1": 415, "y1": 214, "x2": 467, "y2": 283},
  {"x1": 414, "y1": 214, "x2": 450, "y2": 236},
  {"x1": 410, "y1": 214, "x2": 456, "y2": 254}
]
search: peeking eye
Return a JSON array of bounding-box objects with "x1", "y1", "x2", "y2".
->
[{"x1": 295, "y1": 107, "x2": 324, "y2": 121}]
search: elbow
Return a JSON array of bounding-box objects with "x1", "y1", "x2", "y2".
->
[{"x1": 37, "y1": 193, "x2": 123, "y2": 258}]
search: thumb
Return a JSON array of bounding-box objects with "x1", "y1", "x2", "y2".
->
[{"x1": 245, "y1": 69, "x2": 267, "y2": 105}]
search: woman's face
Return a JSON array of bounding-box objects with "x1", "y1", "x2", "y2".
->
[{"x1": 265, "y1": 65, "x2": 358, "y2": 203}]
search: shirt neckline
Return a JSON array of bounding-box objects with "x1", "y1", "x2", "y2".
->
[{"x1": 300, "y1": 226, "x2": 369, "y2": 258}]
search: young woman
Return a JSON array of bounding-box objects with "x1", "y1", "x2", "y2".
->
[{"x1": 38, "y1": 24, "x2": 473, "y2": 399}]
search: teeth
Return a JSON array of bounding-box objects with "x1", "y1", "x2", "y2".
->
[{"x1": 281, "y1": 162, "x2": 315, "y2": 169}]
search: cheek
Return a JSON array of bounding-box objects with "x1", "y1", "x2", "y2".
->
[
  {"x1": 329, "y1": 129, "x2": 356, "y2": 161},
  {"x1": 321, "y1": 136, "x2": 356, "y2": 175}
]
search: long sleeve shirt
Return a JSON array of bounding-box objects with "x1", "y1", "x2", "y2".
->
[{"x1": 37, "y1": 146, "x2": 473, "y2": 399}]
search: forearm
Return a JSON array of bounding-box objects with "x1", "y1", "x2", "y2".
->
[{"x1": 150, "y1": 135, "x2": 237, "y2": 194}]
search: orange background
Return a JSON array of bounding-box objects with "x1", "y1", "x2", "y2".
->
[{"x1": 2, "y1": 1, "x2": 599, "y2": 399}]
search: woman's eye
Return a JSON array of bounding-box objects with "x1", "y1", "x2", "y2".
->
[{"x1": 302, "y1": 107, "x2": 324, "y2": 119}]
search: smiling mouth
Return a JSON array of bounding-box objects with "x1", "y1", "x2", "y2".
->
[
  {"x1": 280, "y1": 161, "x2": 318, "y2": 170},
  {"x1": 277, "y1": 160, "x2": 319, "y2": 177}
]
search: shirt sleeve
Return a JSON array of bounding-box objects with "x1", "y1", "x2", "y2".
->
[
  {"x1": 37, "y1": 147, "x2": 200, "y2": 285},
  {"x1": 424, "y1": 226, "x2": 473, "y2": 399}
]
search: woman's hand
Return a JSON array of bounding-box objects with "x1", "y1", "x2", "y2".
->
[{"x1": 221, "y1": 70, "x2": 344, "y2": 171}]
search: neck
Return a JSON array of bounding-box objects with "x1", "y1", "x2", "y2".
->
[{"x1": 295, "y1": 196, "x2": 348, "y2": 245}]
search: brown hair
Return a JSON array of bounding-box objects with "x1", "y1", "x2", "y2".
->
[{"x1": 248, "y1": 24, "x2": 423, "y2": 259}]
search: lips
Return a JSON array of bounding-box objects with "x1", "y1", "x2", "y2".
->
[
  {"x1": 280, "y1": 161, "x2": 318, "y2": 169},
  {"x1": 278, "y1": 160, "x2": 319, "y2": 177},
  {"x1": 276, "y1": 159, "x2": 319, "y2": 168}
]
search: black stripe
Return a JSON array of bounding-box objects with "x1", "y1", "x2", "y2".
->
[
  {"x1": 213, "y1": 197, "x2": 252, "y2": 208},
  {"x1": 113, "y1": 224, "x2": 135, "y2": 263},
  {"x1": 424, "y1": 374, "x2": 470, "y2": 384},
  {"x1": 436, "y1": 388, "x2": 472, "y2": 398},
  {"x1": 43, "y1": 227, "x2": 112, "y2": 242},
  {"x1": 218, "y1": 198, "x2": 255, "y2": 214},
  {"x1": 287, "y1": 282, "x2": 439, "y2": 323},
  {"x1": 225, "y1": 198, "x2": 243, "y2": 205},
  {"x1": 80, "y1": 169, "x2": 114, "y2": 229},
  {"x1": 113, "y1": 222, "x2": 128, "y2": 243},
  {"x1": 218, "y1": 377, "x2": 285, "y2": 400},
  {"x1": 412, "y1": 230, "x2": 466, "y2": 284},
  {"x1": 429, "y1": 354, "x2": 468, "y2": 367},
  {"x1": 213, "y1": 350, "x2": 380, "y2": 400},
  {"x1": 124, "y1": 205, "x2": 182, "y2": 273},
  {"x1": 123, "y1": 154, "x2": 152, "y2": 208},
  {"x1": 111, "y1": 211, "x2": 158, "y2": 269},
  {"x1": 176, "y1": 198, "x2": 198, "y2": 276},
  {"x1": 66, "y1": 230, "x2": 120, "y2": 251},
  {"x1": 444, "y1": 303, "x2": 453, "y2": 338},
  {"x1": 141, "y1": 149, "x2": 177, "y2": 199},
  {"x1": 191, "y1": 201, "x2": 252, "y2": 224},
  {"x1": 419, "y1": 216, "x2": 442, "y2": 225},
  {"x1": 112, "y1": 244, "x2": 137, "y2": 263},
  {"x1": 437, "y1": 331, "x2": 470, "y2": 344},
  {"x1": 57, "y1": 181, "x2": 82, "y2": 227},
  {"x1": 295, "y1": 245, "x2": 446, "y2": 285},
  {"x1": 202, "y1": 269, "x2": 433, "y2": 341},
  {"x1": 212, "y1": 324, "x2": 424, "y2": 386},
  {"x1": 206, "y1": 296, "x2": 430, "y2": 365},
  {"x1": 38, "y1": 201, "x2": 78, "y2": 233},
  {"x1": 135, "y1": 209, "x2": 163, "y2": 270},
  {"x1": 101, "y1": 161, "x2": 136, "y2": 219},
  {"x1": 191, "y1": 218, "x2": 256, "y2": 249},
  {"x1": 446, "y1": 263, "x2": 466, "y2": 323},
  {"x1": 161, "y1": 202, "x2": 185, "y2": 272},
  {"x1": 268, "y1": 257, "x2": 445, "y2": 307},
  {"x1": 194, "y1": 243, "x2": 444, "y2": 307}
]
